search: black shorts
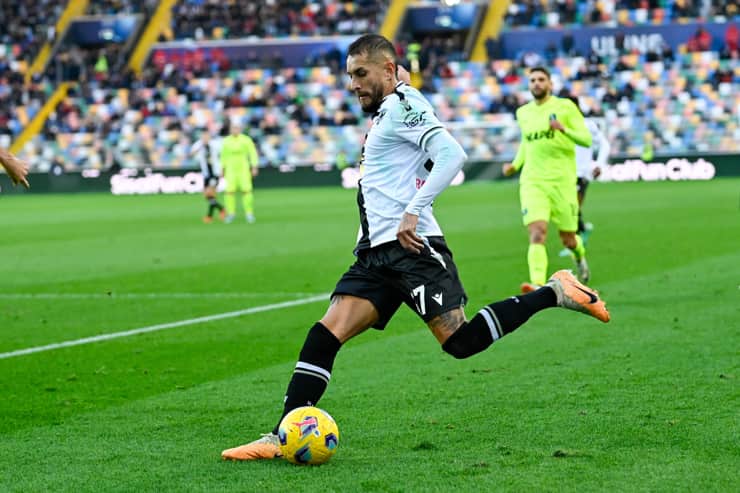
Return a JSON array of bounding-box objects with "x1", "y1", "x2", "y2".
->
[
  {"x1": 205, "y1": 176, "x2": 219, "y2": 188},
  {"x1": 577, "y1": 177, "x2": 589, "y2": 196},
  {"x1": 332, "y1": 236, "x2": 468, "y2": 330}
]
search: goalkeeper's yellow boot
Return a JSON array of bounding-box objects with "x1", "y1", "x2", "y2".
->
[
  {"x1": 221, "y1": 433, "x2": 282, "y2": 461},
  {"x1": 546, "y1": 270, "x2": 610, "y2": 323}
]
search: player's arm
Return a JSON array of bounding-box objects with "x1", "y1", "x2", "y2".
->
[
  {"x1": 0, "y1": 147, "x2": 30, "y2": 188},
  {"x1": 550, "y1": 101, "x2": 591, "y2": 148},
  {"x1": 400, "y1": 129, "x2": 467, "y2": 253},
  {"x1": 504, "y1": 135, "x2": 526, "y2": 176},
  {"x1": 592, "y1": 123, "x2": 610, "y2": 178},
  {"x1": 245, "y1": 136, "x2": 259, "y2": 177},
  {"x1": 503, "y1": 111, "x2": 525, "y2": 176}
]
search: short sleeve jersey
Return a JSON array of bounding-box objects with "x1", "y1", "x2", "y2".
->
[
  {"x1": 356, "y1": 82, "x2": 445, "y2": 251},
  {"x1": 514, "y1": 96, "x2": 590, "y2": 184}
]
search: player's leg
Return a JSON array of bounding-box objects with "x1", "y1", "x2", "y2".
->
[
  {"x1": 525, "y1": 220, "x2": 548, "y2": 292},
  {"x1": 401, "y1": 238, "x2": 608, "y2": 360},
  {"x1": 204, "y1": 181, "x2": 224, "y2": 221},
  {"x1": 520, "y1": 183, "x2": 551, "y2": 292},
  {"x1": 221, "y1": 295, "x2": 378, "y2": 461},
  {"x1": 241, "y1": 174, "x2": 255, "y2": 223},
  {"x1": 553, "y1": 183, "x2": 589, "y2": 282},
  {"x1": 223, "y1": 176, "x2": 237, "y2": 223},
  {"x1": 222, "y1": 256, "x2": 402, "y2": 461},
  {"x1": 576, "y1": 177, "x2": 594, "y2": 244},
  {"x1": 434, "y1": 271, "x2": 609, "y2": 359}
]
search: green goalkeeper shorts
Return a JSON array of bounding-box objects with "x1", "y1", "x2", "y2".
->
[{"x1": 519, "y1": 180, "x2": 578, "y2": 232}]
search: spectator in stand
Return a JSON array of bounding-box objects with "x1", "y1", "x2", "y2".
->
[
  {"x1": 723, "y1": 23, "x2": 739, "y2": 58},
  {"x1": 687, "y1": 27, "x2": 713, "y2": 52}
]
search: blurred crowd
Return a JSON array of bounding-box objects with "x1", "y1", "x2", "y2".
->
[
  {"x1": 3, "y1": 0, "x2": 739, "y2": 173},
  {"x1": 171, "y1": 0, "x2": 388, "y2": 40},
  {"x1": 506, "y1": 0, "x2": 738, "y2": 27}
]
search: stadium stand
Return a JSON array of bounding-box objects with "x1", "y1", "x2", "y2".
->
[
  {"x1": 505, "y1": 0, "x2": 739, "y2": 28},
  {"x1": 171, "y1": 0, "x2": 388, "y2": 40},
  {"x1": 9, "y1": 0, "x2": 740, "y2": 174}
]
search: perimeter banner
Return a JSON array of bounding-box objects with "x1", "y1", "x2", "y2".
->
[{"x1": 498, "y1": 21, "x2": 734, "y2": 58}]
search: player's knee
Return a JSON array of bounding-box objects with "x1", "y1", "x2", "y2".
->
[
  {"x1": 530, "y1": 230, "x2": 546, "y2": 244},
  {"x1": 560, "y1": 233, "x2": 577, "y2": 249},
  {"x1": 441, "y1": 322, "x2": 478, "y2": 359}
]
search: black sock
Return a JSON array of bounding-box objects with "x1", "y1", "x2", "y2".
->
[
  {"x1": 577, "y1": 212, "x2": 585, "y2": 234},
  {"x1": 207, "y1": 198, "x2": 223, "y2": 217},
  {"x1": 273, "y1": 322, "x2": 342, "y2": 434},
  {"x1": 442, "y1": 287, "x2": 557, "y2": 359}
]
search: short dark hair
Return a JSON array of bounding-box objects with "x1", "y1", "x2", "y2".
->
[
  {"x1": 347, "y1": 34, "x2": 396, "y2": 62},
  {"x1": 528, "y1": 66, "x2": 551, "y2": 79}
]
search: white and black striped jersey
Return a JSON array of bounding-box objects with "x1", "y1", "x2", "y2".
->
[
  {"x1": 356, "y1": 82, "x2": 447, "y2": 251},
  {"x1": 190, "y1": 139, "x2": 221, "y2": 178},
  {"x1": 575, "y1": 118, "x2": 610, "y2": 180}
]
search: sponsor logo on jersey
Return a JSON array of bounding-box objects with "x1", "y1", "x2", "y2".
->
[
  {"x1": 403, "y1": 109, "x2": 427, "y2": 128},
  {"x1": 525, "y1": 129, "x2": 556, "y2": 141}
]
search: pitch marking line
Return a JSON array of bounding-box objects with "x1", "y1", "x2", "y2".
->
[
  {"x1": 0, "y1": 294, "x2": 328, "y2": 360},
  {"x1": 0, "y1": 292, "x2": 323, "y2": 300}
]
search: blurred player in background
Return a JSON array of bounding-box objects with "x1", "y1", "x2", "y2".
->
[
  {"x1": 559, "y1": 96, "x2": 611, "y2": 257},
  {"x1": 0, "y1": 148, "x2": 30, "y2": 189},
  {"x1": 503, "y1": 67, "x2": 592, "y2": 291},
  {"x1": 188, "y1": 130, "x2": 224, "y2": 223},
  {"x1": 220, "y1": 122, "x2": 259, "y2": 224},
  {"x1": 221, "y1": 35, "x2": 609, "y2": 462}
]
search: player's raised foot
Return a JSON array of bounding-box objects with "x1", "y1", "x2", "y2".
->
[
  {"x1": 246, "y1": 213, "x2": 256, "y2": 224},
  {"x1": 520, "y1": 282, "x2": 541, "y2": 294},
  {"x1": 546, "y1": 269, "x2": 610, "y2": 323},
  {"x1": 219, "y1": 209, "x2": 226, "y2": 221},
  {"x1": 221, "y1": 433, "x2": 282, "y2": 461},
  {"x1": 202, "y1": 216, "x2": 213, "y2": 224},
  {"x1": 575, "y1": 257, "x2": 590, "y2": 283}
]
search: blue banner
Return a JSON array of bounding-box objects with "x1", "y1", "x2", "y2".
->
[
  {"x1": 404, "y1": 3, "x2": 481, "y2": 32},
  {"x1": 499, "y1": 21, "x2": 737, "y2": 57},
  {"x1": 64, "y1": 15, "x2": 142, "y2": 46}
]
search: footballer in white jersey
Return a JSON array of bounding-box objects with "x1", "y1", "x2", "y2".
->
[{"x1": 220, "y1": 35, "x2": 610, "y2": 463}]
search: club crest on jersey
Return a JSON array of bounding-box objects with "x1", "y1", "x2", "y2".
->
[
  {"x1": 293, "y1": 416, "x2": 321, "y2": 439},
  {"x1": 403, "y1": 109, "x2": 426, "y2": 128}
]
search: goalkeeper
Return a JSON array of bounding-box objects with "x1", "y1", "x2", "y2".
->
[
  {"x1": 220, "y1": 122, "x2": 259, "y2": 223},
  {"x1": 503, "y1": 67, "x2": 592, "y2": 291}
]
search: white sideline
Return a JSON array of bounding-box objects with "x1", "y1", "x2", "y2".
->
[
  {"x1": 0, "y1": 292, "x2": 323, "y2": 299},
  {"x1": 0, "y1": 294, "x2": 328, "y2": 360}
]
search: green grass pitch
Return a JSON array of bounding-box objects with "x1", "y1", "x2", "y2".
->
[{"x1": 0, "y1": 179, "x2": 738, "y2": 492}]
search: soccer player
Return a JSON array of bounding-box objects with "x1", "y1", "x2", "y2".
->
[
  {"x1": 0, "y1": 147, "x2": 30, "y2": 189},
  {"x1": 220, "y1": 122, "x2": 259, "y2": 223},
  {"x1": 188, "y1": 130, "x2": 225, "y2": 223},
  {"x1": 561, "y1": 96, "x2": 610, "y2": 254},
  {"x1": 221, "y1": 35, "x2": 610, "y2": 461},
  {"x1": 502, "y1": 67, "x2": 593, "y2": 292}
]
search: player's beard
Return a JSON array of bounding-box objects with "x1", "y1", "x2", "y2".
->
[
  {"x1": 358, "y1": 84, "x2": 384, "y2": 114},
  {"x1": 531, "y1": 87, "x2": 549, "y2": 101}
]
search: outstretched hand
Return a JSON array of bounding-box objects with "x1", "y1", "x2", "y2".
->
[
  {"x1": 0, "y1": 149, "x2": 30, "y2": 188},
  {"x1": 397, "y1": 212, "x2": 423, "y2": 254}
]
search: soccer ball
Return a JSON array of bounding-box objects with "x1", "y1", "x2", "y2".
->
[{"x1": 278, "y1": 406, "x2": 339, "y2": 465}]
